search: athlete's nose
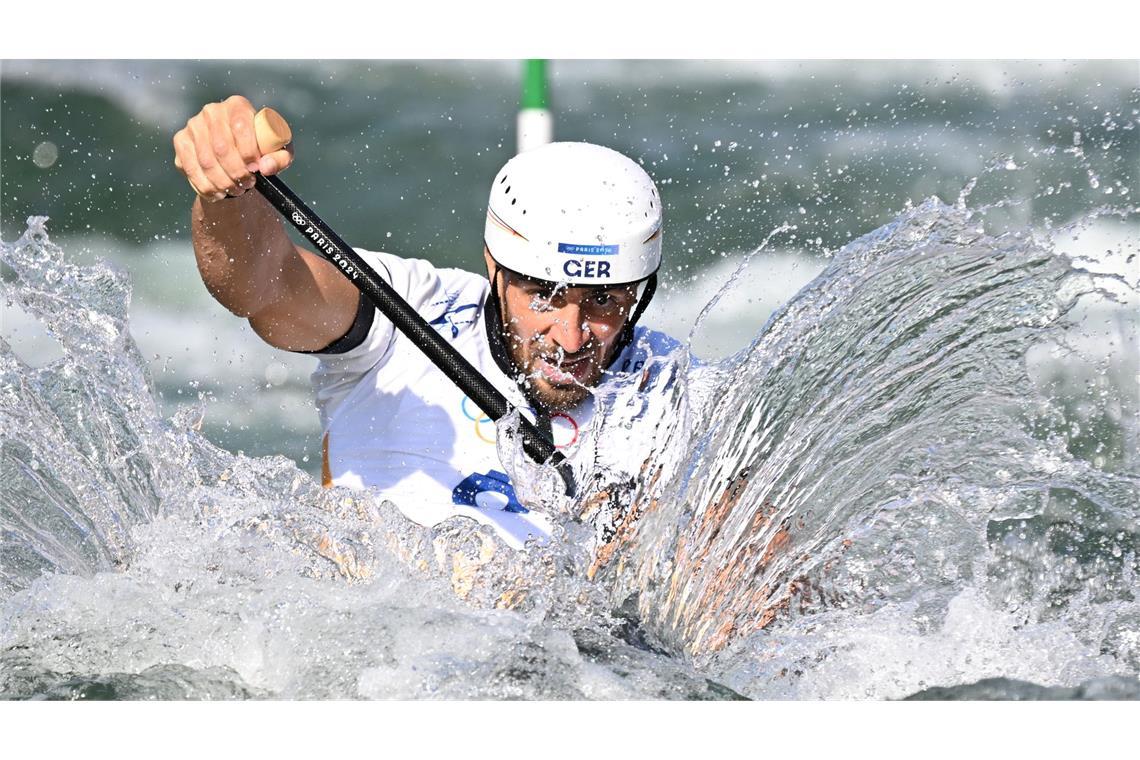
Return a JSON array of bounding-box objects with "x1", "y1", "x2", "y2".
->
[{"x1": 547, "y1": 304, "x2": 590, "y2": 355}]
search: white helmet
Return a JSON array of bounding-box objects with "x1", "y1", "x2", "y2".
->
[{"x1": 484, "y1": 142, "x2": 662, "y2": 286}]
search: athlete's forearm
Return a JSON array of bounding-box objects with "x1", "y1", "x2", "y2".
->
[{"x1": 190, "y1": 191, "x2": 295, "y2": 319}]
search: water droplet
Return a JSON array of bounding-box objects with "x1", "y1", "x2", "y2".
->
[
  {"x1": 32, "y1": 141, "x2": 58, "y2": 169},
  {"x1": 264, "y1": 362, "x2": 289, "y2": 385}
]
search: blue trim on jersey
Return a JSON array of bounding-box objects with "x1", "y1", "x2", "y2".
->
[
  {"x1": 429, "y1": 302, "x2": 480, "y2": 338},
  {"x1": 452, "y1": 469, "x2": 528, "y2": 513}
]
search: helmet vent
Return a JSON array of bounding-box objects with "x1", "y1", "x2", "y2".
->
[
  {"x1": 505, "y1": 186, "x2": 511, "y2": 194},
  {"x1": 500, "y1": 175, "x2": 508, "y2": 184}
]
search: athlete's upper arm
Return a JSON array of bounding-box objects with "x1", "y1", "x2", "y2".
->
[{"x1": 247, "y1": 243, "x2": 362, "y2": 352}]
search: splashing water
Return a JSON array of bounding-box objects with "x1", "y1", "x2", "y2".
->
[
  {"x1": 1, "y1": 200, "x2": 1137, "y2": 699},
  {"x1": 583, "y1": 198, "x2": 1139, "y2": 697},
  {"x1": 0, "y1": 217, "x2": 735, "y2": 699}
]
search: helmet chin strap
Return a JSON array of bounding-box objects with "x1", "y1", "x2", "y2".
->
[
  {"x1": 607, "y1": 272, "x2": 657, "y2": 365},
  {"x1": 482, "y1": 261, "x2": 552, "y2": 438},
  {"x1": 483, "y1": 260, "x2": 536, "y2": 400}
]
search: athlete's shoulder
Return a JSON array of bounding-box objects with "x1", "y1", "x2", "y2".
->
[
  {"x1": 435, "y1": 265, "x2": 491, "y2": 292},
  {"x1": 352, "y1": 246, "x2": 438, "y2": 286},
  {"x1": 604, "y1": 326, "x2": 684, "y2": 396},
  {"x1": 613, "y1": 325, "x2": 683, "y2": 370},
  {"x1": 423, "y1": 267, "x2": 490, "y2": 341},
  {"x1": 631, "y1": 325, "x2": 683, "y2": 357},
  {"x1": 350, "y1": 249, "x2": 489, "y2": 307}
]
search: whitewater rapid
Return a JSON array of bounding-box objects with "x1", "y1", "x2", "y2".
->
[{"x1": 3, "y1": 194, "x2": 1136, "y2": 698}]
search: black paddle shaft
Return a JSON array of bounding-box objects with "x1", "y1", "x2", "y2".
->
[{"x1": 252, "y1": 173, "x2": 574, "y2": 494}]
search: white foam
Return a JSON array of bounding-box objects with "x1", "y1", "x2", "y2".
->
[{"x1": 786, "y1": 589, "x2": 1126, "y2": 699}]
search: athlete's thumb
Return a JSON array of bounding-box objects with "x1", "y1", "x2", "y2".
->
[
  {"x1": 254, "y1": 107, "x2": 294, "y2": 177},
  {"x1": 258, "y1": 144, "x2": 294, "y2": 176}
]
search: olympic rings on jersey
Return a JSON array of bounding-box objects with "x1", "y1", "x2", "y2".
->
[
  {"x1": 460, "y1": 396, "x2": 579, "y2": 448},
  {"x1": 460, "y1": 395, "x2": 492, "y2": 423},
  {"x1": 550, "y1": 412, "x2": 579, "y2": 448},
  {"x1": 460, "y1": 396, "x2": 497, "y2": 444}
]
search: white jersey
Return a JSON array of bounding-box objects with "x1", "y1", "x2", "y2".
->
[{"x1": 309, "y1": 248, "x2": 681, "y2": 550}]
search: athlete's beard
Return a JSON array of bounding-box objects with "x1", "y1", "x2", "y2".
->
[{"x1": 502, "y1": 320, "x2": 610, "y2": 413}]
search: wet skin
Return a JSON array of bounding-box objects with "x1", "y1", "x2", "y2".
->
[{"x1": 483, "y1": 249, "x2": 639, "y2": 412}]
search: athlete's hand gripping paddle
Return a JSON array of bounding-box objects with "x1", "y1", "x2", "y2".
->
[{"x1": 249, "y1": 108, "x2": 576, "y2": 497}]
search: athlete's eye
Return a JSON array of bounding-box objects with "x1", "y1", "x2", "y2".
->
[{"x1": 589, "y1": 289, "x2": 635, "y2": 315}]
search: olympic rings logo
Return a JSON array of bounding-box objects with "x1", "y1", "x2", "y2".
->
[
  {"x1": 291, "y1": 211, "x2": 308, "y2": 227},
  {"x1": 550, "y1": 411, "x2": 579, "y2": 448},
  {"x1": 461, "y1": 396, "x2": 497, "y2": 444},
  {"x1": 460, "y1": 396, "x2": 579, "y2": 448}
]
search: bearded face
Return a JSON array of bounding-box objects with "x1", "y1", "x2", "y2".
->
[{"x1": 488, "y1": 258, "x2": 639, "y2": 412}]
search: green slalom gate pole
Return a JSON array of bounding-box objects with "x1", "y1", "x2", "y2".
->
[{"x1": 517, "y1": 59, "x2": 553, "y2": 154}]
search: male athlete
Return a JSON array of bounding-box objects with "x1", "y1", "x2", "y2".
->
[{"x1": 174, "y1": 95, "x2": 680, "y2": 551}]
